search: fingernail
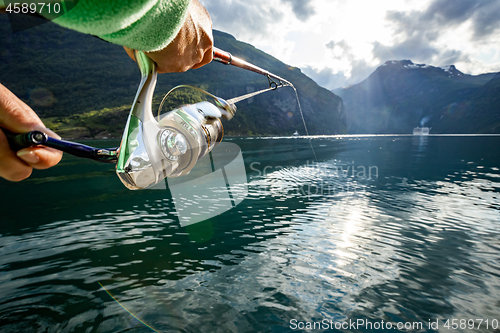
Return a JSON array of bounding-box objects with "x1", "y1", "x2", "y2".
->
[
  {"x1": 33, "y1": 125, "x2": 61, "y2": 140},
  {"x1": 17, "y1": 150, "x2": 40, "y2": 164}
]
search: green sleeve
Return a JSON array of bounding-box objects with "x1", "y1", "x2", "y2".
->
[{"x1": 50, "y1": 0, "x2": 191, "y2": 52}]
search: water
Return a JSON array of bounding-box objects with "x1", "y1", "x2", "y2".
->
[{"x1": 1, "y1": 135, "x2": 499, "y2": 332}]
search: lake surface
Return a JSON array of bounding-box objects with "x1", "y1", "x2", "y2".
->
[{"x1": 1, "y1": 135, "x2": 500, "y2": 332}]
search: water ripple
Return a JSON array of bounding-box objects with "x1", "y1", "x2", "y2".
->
[{"x1": 1, "y1": 136, "x2": 500, "y2": 331}]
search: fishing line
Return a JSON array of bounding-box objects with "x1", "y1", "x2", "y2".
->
[
  {"x1": 98, "y1": 282, "x2": 160, "y2": 333},
  {"x1": 235, "y1": 84, "x2": 316, "y2": 161},
  {"x1": 212, "y1": 48, "x2": 317, "y2": 161},
  {"x1": 289, "y1": 85, "x2": 317, "y2": 161},
  {"x1": 225, "y1": 84, "x2": 317, "y2": 161},
  {"x1": 238, "y1": 84, "x2": 317, "y2": 162}
]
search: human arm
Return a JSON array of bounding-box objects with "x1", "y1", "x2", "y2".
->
[
  {"x1": 49, "y1": 0, "x2": 213, "y2": 72},
  {"x1": 1, "y1": 0, "x2": 213, "y2": 71}
]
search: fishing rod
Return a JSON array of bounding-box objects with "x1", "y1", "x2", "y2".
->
[
  {"x1": 213, "y1": 47, "x2": 292, "y2": 89},
  {"x1": 3, "y1": 47, "x2": 293, "y2": 188}
]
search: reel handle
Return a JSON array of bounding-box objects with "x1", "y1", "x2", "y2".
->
[
  {"x1": 0, "y1": 127, "x2": 117, "y2": 162},
  {"x1": 1, "y1": 128, "x2": 48, "y2": 151}
]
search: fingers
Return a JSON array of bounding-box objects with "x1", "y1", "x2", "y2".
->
[
  {"x1": 0, "y1": 84, "x2": 43, "y2": 132},
  {"x1": 144, "y1": 0, "x2": 213, "y2": 74},
  {"x1": 152, "y1": 45, "x2": 212, "y2": 73},
  {"x1": 18, "y1": 146, "x2": 63, "y2": 170},
  {"x1": 0, "y1": 130, "x2": 33, "y2": 181},
  {"x1": 190, "y1": 46, "x2": 213, "y2": 70},
  {"x1": 147, "y1": 27, "x2": 212, "y2": 74},
  {"x1": 123, "y1": 46, "x2": 136, "y2": 62},
  {"x1": 0, "y1": 83, "x2": 63, "y2": 182}
]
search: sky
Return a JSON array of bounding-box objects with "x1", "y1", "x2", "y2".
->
[{"x1": 200, "y1": 0, "x2": 500, "y2": 90}]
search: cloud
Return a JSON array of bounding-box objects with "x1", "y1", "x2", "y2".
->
[
  {"x1": 422, "y1": 0, "x2": 500, "y2": 39},
  {"x1": 281, "y1": 0, "x2": 316, "y2": 22},
  {"x1": 325, "y1": 40, "x2": 350, "y2": 52},
  {"x1": 201, "y1": 0, "x2": 315, "y2": 39},
  {"x1": 302, "y1": 39, "x2": 377, "y2": 90},
  {"x1": 301, "y1": 66, "x2": 349, "y2": 90},
  {"x1": 371, "y1": 39, "x2": 439, "y2": 64},
  {"x1": 306, "y1": 1, "x2": 496, "y2": 90},
  {"x1": 302, "y1": 59, "x2": 375, "y2": 90},
  {"x1": 200, "y1": 0, "x2": 284, "y2": 39},
  {"x1": 370, "y1": 0, "x2": 500, "y2": 69},
  {"x1": 200, "y1": 0, "x2": 314, "y2": 70},
  {"x1": 325, "y1": 39, "x2": 354, "y2": 65},
  {"x1": 386, "y1": 0, "x2": 500, "y2": 40},
  {"x1": 421, "y1": 0, "x2": 480, "y2": 25},
  {"x1": 379, "y1": 10, "x2": 444, "y2": 63},
  {"x1": 438, "y1": 49, "x2": 470, "y2": 66},
  {"x1": 200, "y1": 0, "x2": 500, "y2": 90}
]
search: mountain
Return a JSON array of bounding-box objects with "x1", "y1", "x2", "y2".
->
[
  {"x1": 434, "y1": 72, "x2": 500, "y2": 133},
  {"x1": 333, "y1": 59, "x2": 499, "y2": 134},
  {"x1": 0, "y1": 14, "x2": 346, "y2": 137}
]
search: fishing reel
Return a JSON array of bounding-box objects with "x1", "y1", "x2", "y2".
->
[{"x1": 116, "y1": 51, "x2": 236, "y2": 190}]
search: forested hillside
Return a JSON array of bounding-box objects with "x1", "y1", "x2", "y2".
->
[
  {"x1": 334, "y1": 60, "x2": 499, "y2": 134},
  {"x1": 0, "y1": 14, "x2": 346, "y2": 138}
]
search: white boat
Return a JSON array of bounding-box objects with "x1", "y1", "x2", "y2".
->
[
  {"x1": 293, "y1": 131, "x2": 299, "y2": 137},
  {"x1": 413, "y1": 127, "x2": 430, "y2": 135}
]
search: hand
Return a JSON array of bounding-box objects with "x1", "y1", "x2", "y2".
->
[
  {"x1": 0, "y1": 84, "x2": 63, "y2": 181},
  {"x1": 124, "y1": 0, "x2": 213, "y2": 73}
]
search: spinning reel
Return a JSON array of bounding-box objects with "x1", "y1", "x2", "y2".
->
[{"x1": 116, "y1": 51, "x2": 236, "y2": 189}]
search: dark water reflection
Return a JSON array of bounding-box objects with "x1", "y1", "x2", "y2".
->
[{"x1": 1, "y1": 136, "x2": 499, "y2": 332}]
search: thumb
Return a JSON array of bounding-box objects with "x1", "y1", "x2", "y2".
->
[
  {"x1": 123, "y1": 46, "x2": 136, "y2": 62},
  {"x1": 0, "y1": 83, "x2": 62, "y2": 179},
  {"x1": 0, "y1": 83, "x2": 44, "y2": 133}
]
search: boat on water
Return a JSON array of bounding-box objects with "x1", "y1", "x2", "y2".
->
[
  {"x1": 293, "y1": 131, "x2": 299, "y2": 137},
  {"x1": 413, "y1": 127, "x2": 430, "y2": 135}
]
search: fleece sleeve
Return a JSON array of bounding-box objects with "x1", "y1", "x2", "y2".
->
[{"x1": 15, "y1": 0, "x2": 191, "y2": 52}]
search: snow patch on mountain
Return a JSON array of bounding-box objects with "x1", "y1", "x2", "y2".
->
[
  {"x1": 404, "y1": 62, "x2": 430, "y2": 69},
  {"x1": 379, "y1": 60, "x2": 465, "y2": 78},
  {"x1": 440, "y1": 65, "x2": 462, "y2": 77}
]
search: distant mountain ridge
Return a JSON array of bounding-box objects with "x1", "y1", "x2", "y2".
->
[
  {"x1": 334, "y1": 59, "x2": 499, "y2": 134},
  {"x1": 0, "y1": 14, "x2": 346, "y2": 137}
]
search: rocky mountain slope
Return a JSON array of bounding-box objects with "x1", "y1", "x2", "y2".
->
[
  {"x1": 0, "y1": 14, "x2": 346, "y2": 137},
  {"x1": 334, "y1": 60, "x2": 498, "y2": 134}
]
